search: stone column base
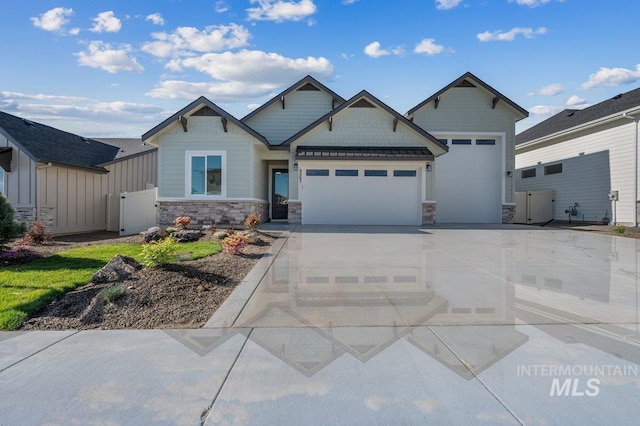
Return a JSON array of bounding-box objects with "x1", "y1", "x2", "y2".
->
[
  {"x1": 14, "y1": 207, "x2": 36, "y2": 225},
  {"x1": 288, "y1": 201, "x2": 301, "y2": 224},
  {"x1": 157, "y1": 200, "x2": 269, "y2": 227},
  {"x1": 502, "y1": 204, "x2": 516, "y2": 224},
  {"x1": 422, "y1": 202, "x2": 436, "y2": 225}
]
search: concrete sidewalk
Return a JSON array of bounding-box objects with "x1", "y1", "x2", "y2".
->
[{"x1": 1, "y1": 226, "x2": 639, "y2": 425}]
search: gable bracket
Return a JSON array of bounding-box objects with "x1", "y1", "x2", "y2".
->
[
  {"x1": 492, "y1": 96, "x2": 500, "y2": 109},
  {"x1": 328, "y1": 116, "x2": 333, "y2": 131},
  {"x1": 280, "y1": 96, "x2": 285, "y2": 109},
  {"x1": 393, "y1": 117, "x2": 398, "y2": 132},
  {"x1": 221, "y1": 116, "x2": 228, "y2": 132},
  {"x1": 434, "y1": 96, "x2": 440, "y2": 109},
  {"x1": 179, "y1": 115, "x2": 188, "y2": 132}
]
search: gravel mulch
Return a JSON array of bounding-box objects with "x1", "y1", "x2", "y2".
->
[{"x1": 12, "y1": 231, "x2": 278, "y2": 330}]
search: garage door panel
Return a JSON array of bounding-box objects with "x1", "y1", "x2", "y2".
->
[{"x1": 302, "y1": 165, "x2": 422, "y2": 225}]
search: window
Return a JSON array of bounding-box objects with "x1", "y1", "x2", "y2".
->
[
  {"x1": 451, "y1": 139, "x2": 472, "y2": 145},
  {"x1": 544, "y1": 163, "x2": 563, "y2": 175},
  {"x1": 521, "y1": 168, "x2": 536, "y2": 179},
  {"x1": 364, "y1": 170, "x2": 387, "y2": 177},
  {"x1": 186, "y1": 151, "x2": 225, "y2": 197},
  {"x1": 476, "y1": 139, "x2": 496, "y2": 145},
  {"x1": 306, "y1": 169, "x2": 329, "y2": 176},
  {"x1": 393, "y1": 170, "x2": 417, "y2": 177},
  {"x1": 438, "y1": 138, "x2": 448, "y2": 145},
  {"x1": 336, "y1": 169, "x2": 358, "y2": 177}
]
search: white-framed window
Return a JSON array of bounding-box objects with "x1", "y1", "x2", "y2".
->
[{"x1": 185, "y1": 151, "x2": 226, "y2": 198}]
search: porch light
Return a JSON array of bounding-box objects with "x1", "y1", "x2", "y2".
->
[
  {"x1": 507, "y1": 171, "x2": 512, "y2": 177},
  {"x1": 294, "y1": 163, "x2": 298, "y2": 171},
  {"x1": 426, "y1": 164, "x2": 432, "y2": 171}
]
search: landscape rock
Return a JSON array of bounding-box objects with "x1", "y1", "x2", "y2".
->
[
  {"x1": 92, "y1": 255, "x2": 142, "y2": 284},
  {"x1": 142, "y1": 226, "x2": 166, "y2": 243},
  {"x1": 213, "y1": 231, "x2": 229, "y2": 239},
  {"x1": 172, "y1": 230, "x2": 204, "y2": 243},
  {"x1": 239, "y1": 231, "x2": 260, "y2": 244}
]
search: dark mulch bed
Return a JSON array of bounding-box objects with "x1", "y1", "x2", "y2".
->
[{"x1": 16, "y1": 232, "x2": 277, "y2": 330}]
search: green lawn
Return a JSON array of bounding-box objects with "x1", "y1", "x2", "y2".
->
[{"x1": 0, "y1": 241, "x2": 221, "y2": 330}]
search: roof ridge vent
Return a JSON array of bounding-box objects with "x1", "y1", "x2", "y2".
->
[
  {"x1": 612, "y1": 93, "x2": 623, "y2": 100},
  {"x1": 22, "y1": 118, "x2": 34, "y2": 126},
  {"x1": 567, "y1": 111, "x2": 575, "y2": 117}
]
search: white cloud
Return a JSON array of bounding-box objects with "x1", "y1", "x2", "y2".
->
[
  {"x1": 31, "y1": 7, "x2": 74, "y2": 32},
  {"x1": 145, "y1": 13, "x2": 165, "y2": 26},
  {"x1": 477, "y1": 27, "x2": 547, "y2": 42},
  {"x1": 414, "y1": 39, "x2": 448, "y2": 56},
  {"x1": 141, "y1": 24, "x2": 251, "y2": 58},
  {"x1": 1, "y1": 91, "x2": 88, "y2": 102},
  {"x1": 414, "y1": 399, "x2": 444, "y2": 414},
  {"x1": 528, "y1": 83, "x2": 564, "y2": 96},
  {"x1": 581, "y1": 65, "x2": 640, "y2": 89},
  {"x1": 90, "y1": 11, "x2": 122, "y2": 33},
  {"x1": 69, "y1": 27, "x2": 80, "y2": 36},
  {"x1": 76, "y1": 41, "x2": 143, "y2": 74},
  {"x1": 566, "y1": 95, "x2": 587, "y2": 106},
  {"x1": 342, "y1": 0, "x2": 358, "y2": 4},
  {"x1": 215, "y1": 1, "x2": 230, "y2": 13},
  {"x1": 364, "y1": 41, "x2": 404, "y2": 58},
  {"x1": 247, "y1": 0, "x2": 317, "y2": 22},
  {"x1": 528, "y1": 105, "x2": 563, "y2": 116},
  {"x1": 247, "y1": 103, "x2": 261, "y2": 110},
  {"x1": 509, "y1": 0, "x2": 551, "y2": 7},
  {"x1": 436, "y1": 0, "x2": 462, "y2": 10}
]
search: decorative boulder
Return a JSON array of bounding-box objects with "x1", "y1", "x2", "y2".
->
[
  {"x1": 92, "y1": 255, "x2": 142, "y2": 284},
  {"x1": 172, "y1": 230, "x2": 204, "y2": 243},
  {"x1": 142, "y1": 226, "x2": 166, "y2": 243},
  {"x1": 239, "y1": 231, "x2": 260, "y2": 244},
  {"x1": 213, "y1": 230, "x2": 229, "y2": 239}
]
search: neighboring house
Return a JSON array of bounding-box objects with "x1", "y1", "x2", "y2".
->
[
  {"x1": 0, "y1": 112, "x2": 157, "y2": 234},
  {"x1": 515, "y1": 87, "x2": 640, "y2": 225},
  {"x1": 142, "y1": 72, "x2": 527, "y2": 226}
]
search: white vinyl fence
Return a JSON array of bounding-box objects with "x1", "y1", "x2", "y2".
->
[{"x1": 119, "y1": 187, "x2": 157, "y2": 236}]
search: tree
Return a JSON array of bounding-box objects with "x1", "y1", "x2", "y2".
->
[{"x1": 0, "y1": 195, "x2": 25, "y2": 249}]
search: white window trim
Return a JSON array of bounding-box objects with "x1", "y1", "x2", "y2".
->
[{"x1": 185, "y1": 150, "x2": 227, "y2": 199}]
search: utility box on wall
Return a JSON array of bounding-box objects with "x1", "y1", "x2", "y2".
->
[{"x1": 515, "y1": 189, "x2": 555, "y2": 224}]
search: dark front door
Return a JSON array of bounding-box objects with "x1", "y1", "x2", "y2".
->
[{"x1": 272, "y1": 169, "x2": 289, "y2": 220}]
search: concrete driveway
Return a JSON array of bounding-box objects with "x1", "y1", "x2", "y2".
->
[{"x1": 1, "y1": 225, "x2": 639, "y2": 425}]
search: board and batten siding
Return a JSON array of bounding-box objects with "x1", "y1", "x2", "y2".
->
[
  {"x1": 253, "y1": 145, "x2": 268, "y2": 201},
  {"x1": 288, "y1": 106, "x2": 434, "y2": 200},
  {"x1": 1, "y1": 136, "x2": 36, "y2": 208},
  {"x1": 411, "y1": 87, "x2": 517, "y2": 202},
  {"x1": 157, "y1": 116, "x2": 255, "y2": 199},
  {"x1": 244, "y1": 89, "x2": 335, "y2": 144},
  {"x1": 37, "y1": 150, "x2": 158, "y2": 234},
  {"x1": 516, "y1": 120, "x2": 637, "y2": 224}
]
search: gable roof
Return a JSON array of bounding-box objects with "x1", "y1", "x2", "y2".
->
[
  {"x1": 240, "y1": 75, "x2": 346, "y2": 123},
  {"x1": 0, "y1": 111, "x2": 119, "y2": 172},
  {"x1": 141, "y1": 96, "x2": 269, "y2": 146},
  {"x1": 93, "y1": 138, "x2": 157, "y2": 162},
  {"x1": 281, "y1": 90, "x2": 449, "y2": 153},
  {"x1": 406, "y1": 71, "x2": 529, "y2": 119},
  {"x1": 516, "y1": 87, "x2": 640, "y2": 145}
]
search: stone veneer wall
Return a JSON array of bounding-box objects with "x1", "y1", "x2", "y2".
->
[
  {"x1": 502, "y1": 204, "x2": 516, "y2": 224},
  {"x1": 14, "y1": 207, "x2": 36, "y2": 225},
  {"x1": 157, "y1": 200, "x2": 269, "y2": 227},
  {"x1": 422, "y1": 202, "x2": 436, "y2": 225},
  {"x1": 37, "y1": 207, "x2": 56, "y2": 229},
  {"x1": 288, "y1": 201, "x2": 302, "y2": 224}
]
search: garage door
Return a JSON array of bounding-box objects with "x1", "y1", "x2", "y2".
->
[
  {"x1": 435, "y1": 137, "x2": 502, "y2": 223},
  {"x1": 301, "y1": 164, "x2": 422, "y2": 225}
]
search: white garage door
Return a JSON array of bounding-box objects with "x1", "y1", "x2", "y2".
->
[
  {"x1": 435, "y1": 137, "x2": 502, "y2": 223},
  {"x1": 301, "y1": 164, "x2": 422, "y2": 225}
]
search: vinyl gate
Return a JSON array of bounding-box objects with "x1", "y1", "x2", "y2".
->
[
  {"x1": 515, "y1": 189, "x2": 555, "y2": 224},
  {"x1": 119, "y1": 187, "x2": 157, "y2": 236}
]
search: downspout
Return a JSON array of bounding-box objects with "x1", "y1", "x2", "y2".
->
[{"x1": 622, "y1": 113, "x2": 638, "y2": 227}]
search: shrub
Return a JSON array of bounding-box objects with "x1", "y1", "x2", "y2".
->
[
  {"x1": 20, "y1": 221, "x2": 52, "y2": 245},
  {"x1": 103, "y1": 285, "x2": 124, "y2": 303},
  {"x1": 612, "y1": 225, "x2": 626, "y2": 234},
  {"x1": 0, "y1": 195, "x2": 26, "y2": 249},
  {"x1": 174, "y1": 216, "x2": 191, "y2": 229},
  {"x1": 140, "y1": 237, "x2": 179, "y2": 266},
  {"x1": 244, "y1": 213, "x2": 261, "y2": 230},
  {"x1": 222, "y1": 233, "x2": 247, "y2": 254}
]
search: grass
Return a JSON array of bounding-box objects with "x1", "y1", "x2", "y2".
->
[{"x1": 0, "y1": 240, "x2": 221, "y2": 330}]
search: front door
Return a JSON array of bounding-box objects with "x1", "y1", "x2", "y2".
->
[{"x1": 272, "y1": 169, "x2": 289, "y2": 220}]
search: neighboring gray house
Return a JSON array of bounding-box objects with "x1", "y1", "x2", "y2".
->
[
  {"x1": 142, "y1": 72, "x2": 527, "y2": 226},
  {"x1": 515, "y1": 87, "x2": 640, "y2": 225},
  {"x1": 0, "y1": 112, "x2": 157, "y2": 234}
]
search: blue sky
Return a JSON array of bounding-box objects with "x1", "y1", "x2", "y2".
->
[{"x1": 1, "y1": 0, "x2": 638, "y2": 137}]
